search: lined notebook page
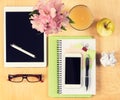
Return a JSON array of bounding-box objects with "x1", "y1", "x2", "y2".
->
[{"x1": 57, "y1": 39, "x2": 96, "y2": 95}]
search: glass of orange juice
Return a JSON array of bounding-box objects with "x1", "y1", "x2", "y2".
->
[{"x1": 69, "y1": 5, "x2": 94, "y2": 31}]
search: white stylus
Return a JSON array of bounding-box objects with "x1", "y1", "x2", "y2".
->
[{"x1": 10, "y1": 44, "x2": 36, "y2": 58}]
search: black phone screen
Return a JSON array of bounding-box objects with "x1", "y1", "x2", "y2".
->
[{"x1": 65, "y1": 57, "x2": 81, "y2": 84}]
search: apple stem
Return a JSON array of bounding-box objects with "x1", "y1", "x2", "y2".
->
[{"x1": 104, "y1": 21, "x2": 111, "y2": 29}]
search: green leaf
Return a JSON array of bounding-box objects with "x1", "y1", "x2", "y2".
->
[
  {"x1": 29, "y1": 10, "x2": 39, "y2": 17},
  {"x1": 61, "y1": 26, "x2": 67, "y2": 31},
  {"x1": 67, "y1": 16, "x2": 74, "y2": 23}
]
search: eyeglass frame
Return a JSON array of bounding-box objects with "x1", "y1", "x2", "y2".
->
[{"x1": 8, "y1": 74, "x2": 43, "y2": 83}]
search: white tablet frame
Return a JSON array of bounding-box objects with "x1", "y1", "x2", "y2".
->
[{"x1": 4, "y1": 7, "x2": 47, "y2": 67}]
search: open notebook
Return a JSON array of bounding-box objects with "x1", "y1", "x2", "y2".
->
[{"x1": 48, "y1": 36, "x2": 96, "y2": 97}]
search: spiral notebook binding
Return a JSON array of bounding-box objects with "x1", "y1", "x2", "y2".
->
[{"x1": 57, "y1": 40, "x2": 62, "y2": 94}]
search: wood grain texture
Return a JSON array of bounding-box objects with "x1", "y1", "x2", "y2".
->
[{"x1": 0, "y1": 0, "x2": 120, "y2": 100}]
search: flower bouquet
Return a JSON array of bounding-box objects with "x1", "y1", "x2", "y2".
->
[{"x1": 29, "y1": 0, "x2": 73, "y2": 35}]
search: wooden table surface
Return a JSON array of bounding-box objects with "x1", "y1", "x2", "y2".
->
[{"x1": 0, "y1": 0, "x2": 120, "y2": 100}]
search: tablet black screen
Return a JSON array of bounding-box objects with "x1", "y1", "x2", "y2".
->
[{"x1": 5, "y1": 12, "x2": 44, "y2": 62}]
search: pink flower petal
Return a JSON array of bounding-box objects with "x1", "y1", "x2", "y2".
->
[{"x1": 50, "y1": 8, "x2": 56, "y2": 18}]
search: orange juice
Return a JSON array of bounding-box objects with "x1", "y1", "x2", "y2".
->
[{"x1": 69, "y1": 5, "x2": 93, "y2": 30}]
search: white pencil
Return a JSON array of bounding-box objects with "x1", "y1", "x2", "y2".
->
[{"x1": 10, "y1": 44, "x2": 36, "y2": 58}]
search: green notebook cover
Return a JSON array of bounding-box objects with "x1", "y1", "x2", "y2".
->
[{"x1": 48, "y1": 36, "x2": 95, "y2": 98}]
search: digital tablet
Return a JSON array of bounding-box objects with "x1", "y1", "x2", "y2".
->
[{"x1": 4, "y1": 7, "x2": 47, "y2": 67}]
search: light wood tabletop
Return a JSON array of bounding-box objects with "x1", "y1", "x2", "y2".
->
[{"x1": 0, "y1": 0, "x2": 120, "y2": 100}]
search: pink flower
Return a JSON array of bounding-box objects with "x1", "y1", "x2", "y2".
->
[{"x1": 30, "y1": 0, "x2": 71, "y2": 34}]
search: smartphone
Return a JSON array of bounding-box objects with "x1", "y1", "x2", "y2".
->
[{"x1": 63, "y1": 53, "x2": 82, "y2": 88}]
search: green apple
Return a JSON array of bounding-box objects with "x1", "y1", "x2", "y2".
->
[{"x1": 96, "y1": 18, "x2": 115, "y2": 36}]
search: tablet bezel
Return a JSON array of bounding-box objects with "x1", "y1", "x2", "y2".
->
[{"x1": 4, "y1": 7, "x2": 47, "y2": 67}]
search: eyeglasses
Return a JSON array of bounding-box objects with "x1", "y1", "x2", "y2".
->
[{"x1": 8, "y1": 74, "x2": 43, "y2": 83}]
